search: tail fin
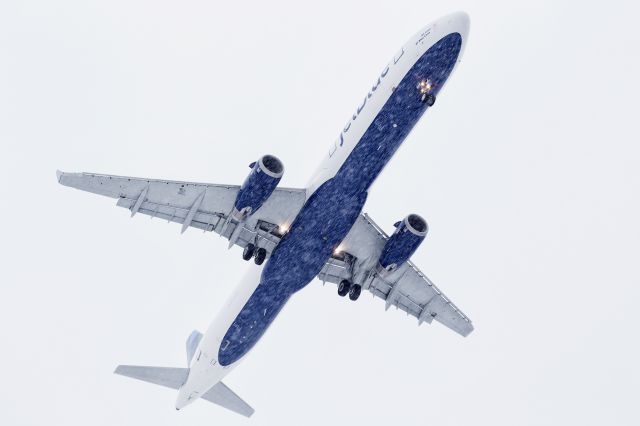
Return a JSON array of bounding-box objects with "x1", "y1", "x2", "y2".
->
[
  {"x1": 185, "y1": 330, "x2": 203, "y2": 365},
  {"x1": 114, "y1": 365, "x2": 254, "y2": 417}
]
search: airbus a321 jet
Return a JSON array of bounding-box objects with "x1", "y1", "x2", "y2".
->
[{"x1": 58, "y1": 12, "x2": 473, "y2": 417}]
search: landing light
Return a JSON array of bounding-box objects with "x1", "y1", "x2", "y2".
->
[
  {"x1": 278, "y1": 223, "x2": 290, "y2": 234},
  {"x1": 418, "y1": 79, "x2": 433, "y2": 94},
  {"x1": 333, "y1": 244, "x2": 345, "y2": 256}
]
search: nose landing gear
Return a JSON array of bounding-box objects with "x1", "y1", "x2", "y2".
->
[
  {"x1": 421, "y1": 93, "x2": 436, "y2": 106},
  {"x1": 418, "y1": 79, "x2": 436, "y2": 106}
]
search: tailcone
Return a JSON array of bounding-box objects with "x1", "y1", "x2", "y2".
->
[{"x1": 175, "y1": 386, "x2": 199, "y2": 410}]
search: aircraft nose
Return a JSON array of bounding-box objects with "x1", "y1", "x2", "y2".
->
[{"x1": 447, "y1": 11, "x2": 470, "y2": 39}]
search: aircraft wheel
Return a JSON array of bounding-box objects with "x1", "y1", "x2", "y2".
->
[
  {"x1": 254, "y1": 247, "x2": 267, "y2": 265},
  {"x1": 348, "y1": 284, "x2": 362, "y2": 301},
  {"x1": 423, "y1": 94, "x2": 436, "y2": 106},
  {"x1": 242, "y1": 243, "x2": 255, "y2": 261},
  {"x1": 338, "y1": 279, "x2": 351, "y2": 297}
]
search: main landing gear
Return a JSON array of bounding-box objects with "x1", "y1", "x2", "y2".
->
[
  {"x1": 338, "y1": 279, "x2": 362, "y2": 301},
  {"x1": 242, "y1": 243, "x2": 255, "y2": 260},
  {"x1": 242, "y1": 243, "x2": 267, "y2": 265}
]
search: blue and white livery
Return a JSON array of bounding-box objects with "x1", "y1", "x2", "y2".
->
[{"x1": 58, "y1": 12, "x2": 473, "y2": 417}]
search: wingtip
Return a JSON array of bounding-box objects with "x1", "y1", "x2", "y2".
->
[
  {"x1": 238, "y1": 407, "x2": 255, "y2": 418},
  {"x1": 56, "y1": 170, "x2": 63, "y2": 183},
  {"x1": 461, "y1": 324, "x2": 474, "y2": 337}
]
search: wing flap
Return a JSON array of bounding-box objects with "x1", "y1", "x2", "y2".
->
[{"x1": 116, "y1": 197, "x2": 225, "y2": 232}]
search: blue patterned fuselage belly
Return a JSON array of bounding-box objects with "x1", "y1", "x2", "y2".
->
[{"x1": 218, "y1": 33, "x2": 462, "y2": 366}]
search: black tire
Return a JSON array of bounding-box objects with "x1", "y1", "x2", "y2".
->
[
  {"x1": 348, "y1": 284, "x2": 362, "y2": 301},
  {"x1": 254, "y1": 247, "x2": 267, "y2": 265},
  {"x1": 338, "y1": 279, "x2": 351, "y2": 297},
  {"x1": 242, "y1": 243, "x2": 255, "y2": 261},
  {"x1": 425, "y1": 94, "x2": 436, "y2": 106}
]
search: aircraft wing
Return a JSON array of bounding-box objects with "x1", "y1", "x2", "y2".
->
[
  {"x1": 57, "y1": 171, "x2": 306, "y2": 254},
  {"x1": 318, "y1": 213, "x2": 473, "y2": 337}
]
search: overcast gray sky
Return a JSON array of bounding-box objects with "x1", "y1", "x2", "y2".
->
[{"x1": 2, "y1": 1, "x2": 639, "y2": 425}]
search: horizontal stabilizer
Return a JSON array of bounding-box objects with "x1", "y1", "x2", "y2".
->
[
  {"x1": 114, "y1": 365, "x2": 188, "y2": 390},
  {"x1": 202, "y1": 382, "x2": 255, "y2": 417},
  {"x1": 114, "y1": 365, "x2": 254, "y2": 417}
]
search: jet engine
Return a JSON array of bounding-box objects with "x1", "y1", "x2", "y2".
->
[
  {"x1": 232, "y1": 155, "x2": 284, "y2": 221},
  {"x1": 377, "y1": 214, "x2": 428, "y2": 277}
]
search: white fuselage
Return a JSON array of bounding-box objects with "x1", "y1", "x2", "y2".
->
[{"x1": 176, "y1": 12, "x2": 469, "y2": 409}]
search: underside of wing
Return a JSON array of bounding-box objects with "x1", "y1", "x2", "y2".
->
[
  {"x1": 57, "y1": 171, "x2": 306, "y2": 256},
  {"x1": 319, "y1": 213, "x2": 473, "y2": 337}
]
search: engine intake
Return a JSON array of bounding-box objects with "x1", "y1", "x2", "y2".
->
[
  {"x1": 377, "y1": 214, "x2": 428, "y2": 277},
  {"x1": 232, "y1": 155, "x2": 284, "y2": 220}
]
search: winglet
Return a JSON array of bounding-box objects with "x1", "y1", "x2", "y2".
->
[{"x1": 56, "y1": 170, "x2": 63, "y2": 183}]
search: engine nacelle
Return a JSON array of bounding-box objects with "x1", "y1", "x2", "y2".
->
[
  {"x1": 377, "y1": 214, "x2": 428, "y2": 277},
  {"x1": 231, "y1": 155, "x2": 284, "y2": 221}
]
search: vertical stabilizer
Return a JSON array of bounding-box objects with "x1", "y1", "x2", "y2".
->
[{"x1": 185, "y1": 330, "x2": 203, "y2": 365}]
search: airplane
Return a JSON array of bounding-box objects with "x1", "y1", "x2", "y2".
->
[{"x1": 57, "y1": 12, "x2": 473, "y2": 418}]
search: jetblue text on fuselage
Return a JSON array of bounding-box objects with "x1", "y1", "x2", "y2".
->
[{"x1": 329, "y1": 47, "x2": 408, "y2": 157}]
